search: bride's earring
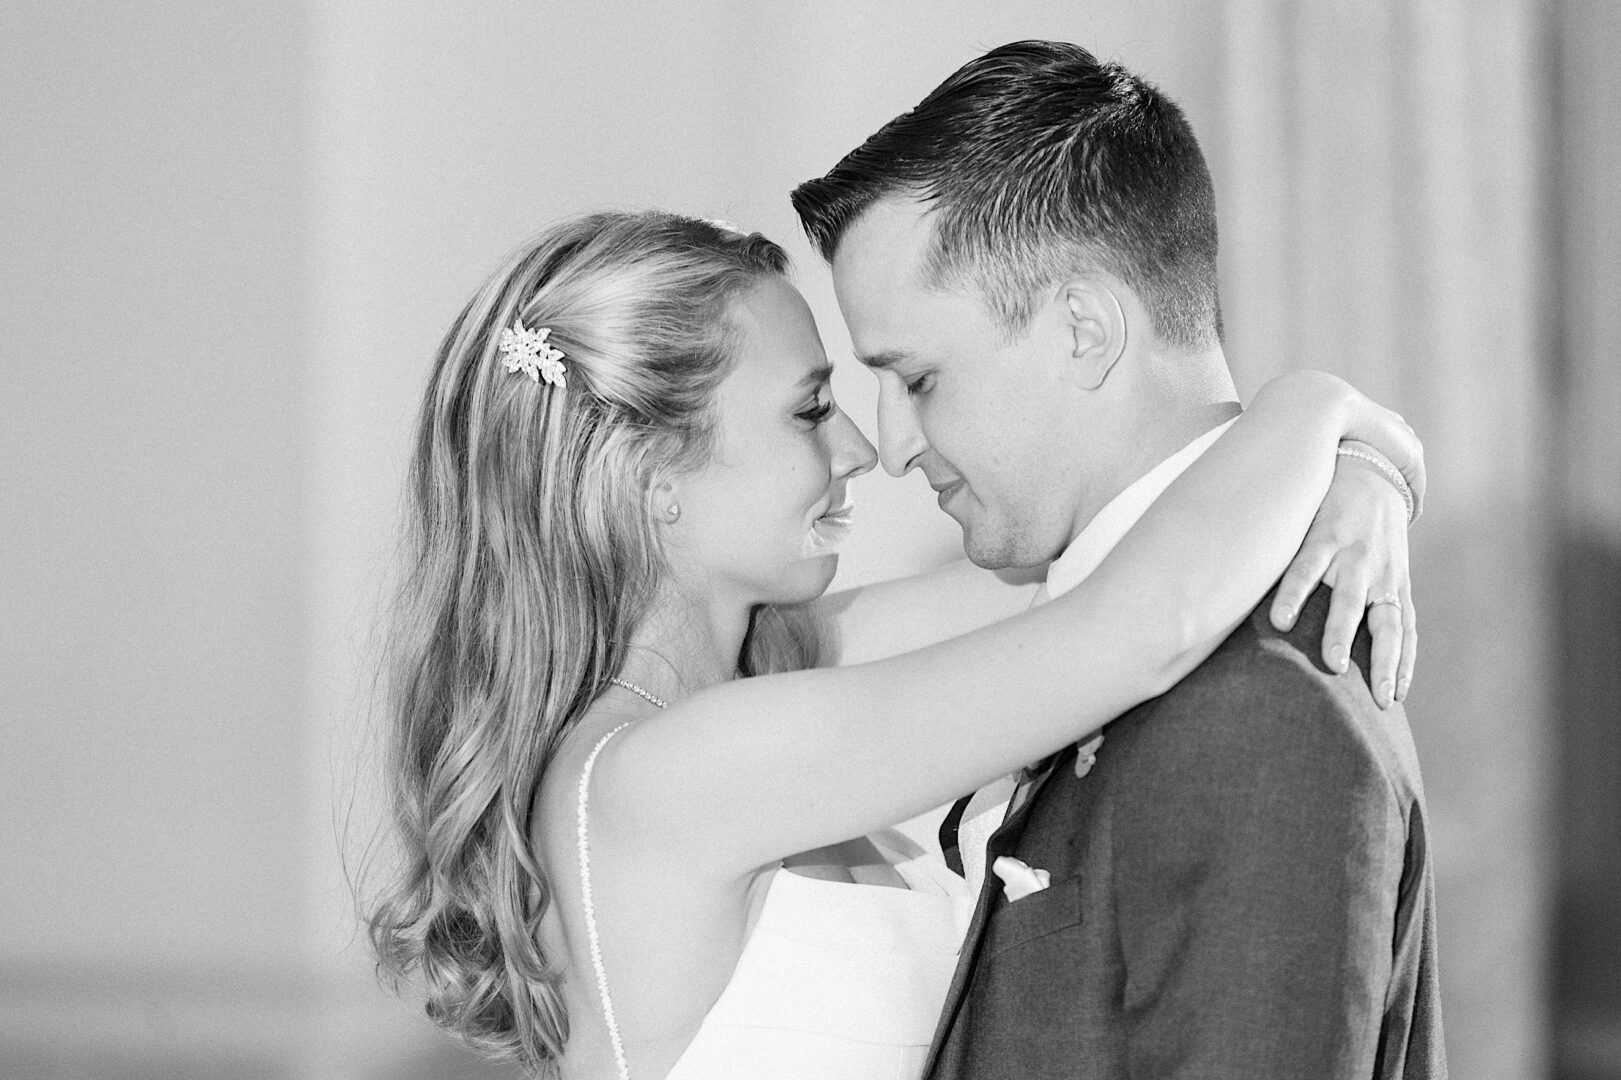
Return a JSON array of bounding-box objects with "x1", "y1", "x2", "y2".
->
[{"x1": 651, "y1": 476, "x2": 681, "y2": 524}]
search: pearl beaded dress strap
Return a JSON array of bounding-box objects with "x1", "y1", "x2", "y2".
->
[
  {"x1": 572, "y1": 682, "x2": 968, "y2": 1080},
  {"x1": 577, "y1": 722, "x2": 635, "y2": 1080}
]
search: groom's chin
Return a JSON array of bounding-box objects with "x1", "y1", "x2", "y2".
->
[
  {"x1": 958, "y1": 519, "x2": 1051, "y2": 573},
  {"x1": 960, "y1": 531, "x2": 1019, "y2": 572}
]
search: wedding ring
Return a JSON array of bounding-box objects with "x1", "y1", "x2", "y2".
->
[{"x1": 1367, "y1": 593, "x2": 1402, "y2": 613}]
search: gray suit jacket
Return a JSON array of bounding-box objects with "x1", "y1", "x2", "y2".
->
[{"x1": 923, "y1": 585, "x2": 1446, "y2": 1080}]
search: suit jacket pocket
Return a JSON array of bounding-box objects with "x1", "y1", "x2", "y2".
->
[{"x1": 982, "y1": 874, "x2": 1084, "y2": 962}]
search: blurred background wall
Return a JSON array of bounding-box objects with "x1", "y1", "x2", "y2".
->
[{"x1": 1, "y1": 2, "x2": 1615, "y2": 1079}]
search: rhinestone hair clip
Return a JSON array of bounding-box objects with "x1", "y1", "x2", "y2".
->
[{"x1": 499, "y1": 317, "x2": 567, "y2": 389}]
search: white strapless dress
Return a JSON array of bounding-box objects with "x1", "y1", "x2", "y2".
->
[
  {"x1": 666, "y1": 863, "x2": 971, "y2": 1080},
  {"x1": 579, "y1": 727, "x2": 971, "y2": 1080}
]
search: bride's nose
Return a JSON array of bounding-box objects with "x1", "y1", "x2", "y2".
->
[{"x1": 831, "y1": 410, "x2": 878, "y2": 480}]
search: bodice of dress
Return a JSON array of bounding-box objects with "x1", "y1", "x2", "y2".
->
[
  {"x1": 577, "y1": 725, "x2": 971, "y2": 1080},
  {"x1": 665, "y1": 866, "x2": 971, "y2": 1080}
]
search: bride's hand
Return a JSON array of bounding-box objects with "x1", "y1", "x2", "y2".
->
[{"x1": 1263, "y1": 377, "x2": 1422, "y2": 710}]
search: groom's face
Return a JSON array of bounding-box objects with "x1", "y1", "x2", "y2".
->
[{"x1": 830, "y1": 198, "x2": 1087, "y2": 569}]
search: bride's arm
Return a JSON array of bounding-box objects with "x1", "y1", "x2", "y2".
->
[
  {"x1": 820, "y1": 436, "x2": 1419, "y2": 681},
  {"x1": 601, "y1": 372, "x2": 1417, "y2": 875},
  {"x1": 815, "y1": 558, "x2": 1043, "y2": 666},
  {"x1": 817, "y1": 443, "x2": 1415, "y2": 673}
]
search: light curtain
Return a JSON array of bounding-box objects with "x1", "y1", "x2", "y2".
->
[{"x1": 1196, "y1": 3, "x2": 1553, "y2": 1077}]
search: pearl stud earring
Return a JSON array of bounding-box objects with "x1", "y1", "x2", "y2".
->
[{"x1": 665, "y1": 503, "x2": 680, "y2": 522}]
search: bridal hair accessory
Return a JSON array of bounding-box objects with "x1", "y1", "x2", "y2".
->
[
  {"x1": 1335, "y1": 445, "x2": 1415, "y2": 524},
  {"x1": 991, "y1": 856, "x2": 1051, "y2": 903},
  {"x1": 499, "y1": 318, "x2": 567, "y2": 388}
]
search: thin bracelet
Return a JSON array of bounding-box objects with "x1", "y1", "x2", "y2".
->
[{"x1": 1336, "y1": 446, "x2": 1416, "y2": 524}]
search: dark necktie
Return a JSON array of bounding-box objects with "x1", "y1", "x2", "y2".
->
[{"x1": 938, "y1": 792, "x2": 975, "y2": 877}]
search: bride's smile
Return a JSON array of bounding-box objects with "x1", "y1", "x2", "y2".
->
[{"x1": 665, "y1": 273, "x2": 875, "y2": 608}]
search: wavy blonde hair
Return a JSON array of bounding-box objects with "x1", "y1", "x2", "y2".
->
[{"x1": 366, "y1": 211, "x2": 822, "y2": 1071}]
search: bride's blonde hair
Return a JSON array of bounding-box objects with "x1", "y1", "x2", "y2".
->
[{"x1": 367, "y1": 211, "x2": 821, "y2": 1071}]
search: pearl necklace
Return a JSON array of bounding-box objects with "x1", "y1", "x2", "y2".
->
[{"x1": 608, "y1": 677, "x2": 668, "y2": 709}]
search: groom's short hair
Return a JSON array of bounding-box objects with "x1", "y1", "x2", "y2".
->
[{"x1": 792, "y1": 39, "x2": 1222, "y2": 349}]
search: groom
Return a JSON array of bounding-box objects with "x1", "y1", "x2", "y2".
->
[{"x1": 793, "y1": 41, "x2": 1445, "y2": 1080}]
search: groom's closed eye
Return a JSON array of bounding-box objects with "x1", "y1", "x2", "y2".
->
[{"x1": 905, "y1": 373, "x2": 934, "y2": 396}]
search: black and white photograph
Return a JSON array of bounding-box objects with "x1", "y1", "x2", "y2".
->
[{"x1": 3, "y1": 3, "x2": 1618, "y2": 1079}]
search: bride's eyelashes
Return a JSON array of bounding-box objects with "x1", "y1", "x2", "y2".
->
[
  {"x1": 905, "y1": 372, "x2": 934, "y2": 397},
  {"x1": 795, "y1": 396, "x2": 836, "y2": 426}
]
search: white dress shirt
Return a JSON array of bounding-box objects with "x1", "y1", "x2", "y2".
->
[{"x1": 956, "y1": 417, "x2": 1238, "y2": 898}]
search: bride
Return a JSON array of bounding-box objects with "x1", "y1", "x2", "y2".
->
[{"x1": 366, "y1": 211, "x2": 1421, "y2": 1079}]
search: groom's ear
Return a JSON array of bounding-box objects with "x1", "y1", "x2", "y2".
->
[{"x1": 1058, "y1": 277, "x2": 1127, "y2": 391}]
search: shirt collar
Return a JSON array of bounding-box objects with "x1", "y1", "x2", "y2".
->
[{"x1": 1045, "y1": 417, "x2": 1239, "y2": 600}]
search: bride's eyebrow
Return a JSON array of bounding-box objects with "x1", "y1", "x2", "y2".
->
[{"x1": 791, "y1": 363, "x2": 835, "y2": 392}]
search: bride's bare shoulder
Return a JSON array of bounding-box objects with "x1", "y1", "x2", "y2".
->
[{"x1": 531, "y1": 701, "x2": 643, "y2": 856}]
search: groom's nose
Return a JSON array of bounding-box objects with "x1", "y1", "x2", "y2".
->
[{"x1": 875, "y1": 384, "x2": 928, "y2": 477}]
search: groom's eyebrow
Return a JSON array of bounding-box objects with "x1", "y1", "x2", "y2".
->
[{"x1": 857, "y1": 349, "x2": 915, "y2": 370}]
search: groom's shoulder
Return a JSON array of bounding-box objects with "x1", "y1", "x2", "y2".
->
[
  {"x1": 1172, "y1": 583, "x2": 1370, "y2": 708},
  {"x1": 1105, "y1": 584, "x2": 1418, "y2": 793},
  {"x1": 1206, "y1": 580, "x2": 1355, "y2": 690}
]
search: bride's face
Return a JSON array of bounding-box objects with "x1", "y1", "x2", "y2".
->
[{"x1": 668, "y1": 276, "x2": 877, "y2": 606}]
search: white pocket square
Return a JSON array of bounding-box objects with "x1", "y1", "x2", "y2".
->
[{"x1": 991, "y1": 856, "x2": 1051, "y2": 902}]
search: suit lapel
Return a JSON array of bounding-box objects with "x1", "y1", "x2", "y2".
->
[
  {"x1": 921, "y1": 746, "x2": 1079, "y2": 1078},
  {"x1": 997, "y1": 747, "x2": 1073, "y2": 848}
]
